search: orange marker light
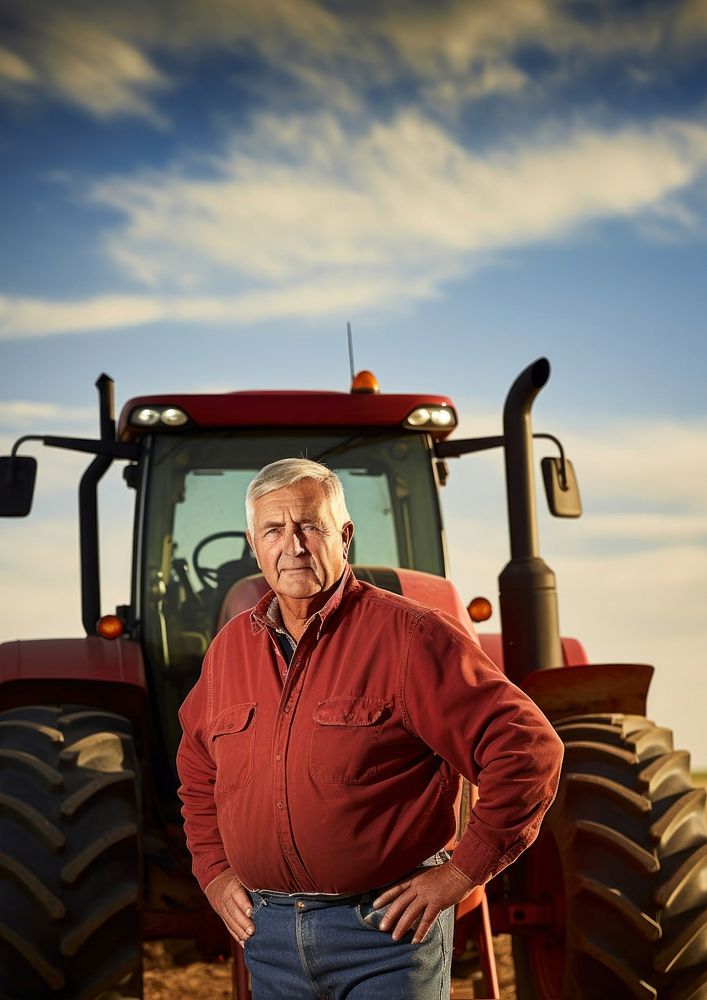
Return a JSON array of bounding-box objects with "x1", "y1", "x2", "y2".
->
[
  {"x1": 351, "y1": 370, "x2": 380, "y2": 394},
  {"x1": 467, "y1": 597, "x2": 493, "y2": 623},
  {"x1": 97, "y1": 614, "x2": 125, "y2": 640}
]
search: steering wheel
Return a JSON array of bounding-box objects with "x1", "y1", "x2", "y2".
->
[{"x1": 192, "y1": 531, "x2": 250, "y2": 588}]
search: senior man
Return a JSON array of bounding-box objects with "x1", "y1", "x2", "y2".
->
[{"x1": 177, "y1": 457, "x2": 563, "y2": 998}]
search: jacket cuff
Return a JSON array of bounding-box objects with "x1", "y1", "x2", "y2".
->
[
  {"x1": 194, "y1": 849, "x2": 231, "y2": 892},
  {"x1": 451, "y1": 827, "x2": 514, "y2": 885}
]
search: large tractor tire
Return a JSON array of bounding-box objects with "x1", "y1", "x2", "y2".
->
[
  {"x1": 0, "y1": 705, "x2": 143, "y2": 1000},
  {"x1": 513, "y1": 713, "x2": 707, "y2": 1000}
]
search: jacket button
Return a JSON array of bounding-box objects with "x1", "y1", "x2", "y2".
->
[
  {"x1": 275, "y1": 754, "x2": 281, "y2": 762},
  {"x1": 276, "y1": 801, "x2": 283, "y2": 809}
]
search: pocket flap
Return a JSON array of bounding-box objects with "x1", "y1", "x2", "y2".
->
[
  {"x1": 313, "y1": 696, "x2": 390, "y2": 727},
  {"x1": 210, "y1": 703, "x2": 256, "y2": 739}
]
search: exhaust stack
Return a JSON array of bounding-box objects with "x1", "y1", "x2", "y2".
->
[{"x1": 498, "y1": 358, "x2": 563, "y2": 684}]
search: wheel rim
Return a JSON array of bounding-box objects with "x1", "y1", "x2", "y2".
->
[{"x1": 525, "y1": 829, "x2": 566, "y2": 999}]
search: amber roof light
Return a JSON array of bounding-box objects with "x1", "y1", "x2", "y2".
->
[{"x1": 351, "y1": 370, "x2": 380, "y2": 393}]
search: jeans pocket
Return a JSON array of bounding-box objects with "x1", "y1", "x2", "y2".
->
[
  {"x1": 249, "y1": 893, "x2": 268, "y2": 918},
  {"x1": 355, "y1": 898, "x2": 393, "y2": 932}
]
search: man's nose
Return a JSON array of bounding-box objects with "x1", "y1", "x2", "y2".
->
[{"x1": 284, "y1": 526, "x2": 306, "y2": 556}]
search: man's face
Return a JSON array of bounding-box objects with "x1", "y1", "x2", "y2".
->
[{"x1": 247, "y1": 479, "x2": 353, "y2": 605}]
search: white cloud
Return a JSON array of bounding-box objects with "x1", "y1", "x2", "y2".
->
[
  {"x1": 0, "y1": 0, "x2": 350, "y2": 120},
  {"x1": 674, "y1": 0, "x2": 707, "y2": 42},
  {"x1": 96, "y1": 113, "x2": 707, "y2": 289},
  {"x1": 2, "y1": 0, "x2": 706, "y2": 122},
  {"x1": 562, "y1": 418, "x2": 707, "y2": 515},
  {"x1": 2, "y1": 12, "x2": 169, "y2": 121},
  {"x1": 379, "y1": 0, "x2": 665, "y2": 73},
  {"x1": 0, "y1": 272, "x2": 436, "y2": 338},
  {"x1": 40, "y1": 17, "x2": 168, "y2": 122},
  {"x1": 3, "y1": 109, "x2": 707, "y2": 339},
  {"x1": 0, "y1": 44, "x2": 36, "y2": 84},
  {"x1": 0, "y1": 400, "x2": 95, "y2": 427}
]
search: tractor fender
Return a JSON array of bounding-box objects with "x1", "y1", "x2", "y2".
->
[
  {"x1": 521, "y1": 661, "x2": 654, "y2": 721},
  {"x1": 0, "y1": 636, "x2": 147, "y2": 689}
]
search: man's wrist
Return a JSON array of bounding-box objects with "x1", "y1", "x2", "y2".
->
[
  {"x1": 204, "y1": 867, "x2": 237, "y2": 897},
  {"x1": 446, "y1": 860, "x2": 477, "y2": 888}
]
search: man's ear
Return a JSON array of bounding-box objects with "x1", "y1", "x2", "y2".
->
[
  {"x1": 246, "y1": 531, "x2": 260, "y2": 567},
  {"x1": 342, "y1": 521, "x2": 354, "y2": 560}
]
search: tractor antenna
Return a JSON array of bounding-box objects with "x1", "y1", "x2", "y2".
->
[{"x1": 347, "y1": 321, "x2": 355, "y2": 381}]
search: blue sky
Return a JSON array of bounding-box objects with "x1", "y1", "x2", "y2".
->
[{"x1": 1, "y1": 1, "x2": 706, "y2": 762}]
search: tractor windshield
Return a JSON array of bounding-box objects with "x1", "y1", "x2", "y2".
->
[{"x1": 139, "y1": 430, "x2": 445, "y2": 766}]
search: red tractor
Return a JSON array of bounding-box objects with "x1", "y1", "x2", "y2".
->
[{"x1": 1, "y1": 358, "x2": 706, "y2": 999}]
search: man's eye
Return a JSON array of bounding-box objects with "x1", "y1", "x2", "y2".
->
[{"x1": 302, "y1": 524, "x2": 319, "y2": 532}]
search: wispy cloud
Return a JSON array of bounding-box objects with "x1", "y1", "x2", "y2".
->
[
  {"x1": 1, "y1": 11, "x2": 168, "y2": 121},
  {"x1": 0, "y1": 273, "x2": 435, "y2": 338},
  {"x1": 0, "y1": 44, "x2": 36, "y2": 85},
  {"x1": 0, "y1": 400, "x2": 95, "y2": 427},
  {"x1": 92, "y1": 113, "x2": 707, "y2": 291},
  {"x1": 564, "y1": 418, "x2": 707, "y2": 515},
  {"x1": 2, "y1": 0, "x2": 707, "y2": 121},
  {"x1": 0, "y1": 0, "x2": 348, "y2": 120},
  {"x1": 3, "y1": 110, "x2": 707, "y2": 339}
]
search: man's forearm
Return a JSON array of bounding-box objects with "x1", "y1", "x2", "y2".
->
[{"x1": 176, "y1": 729, "x2": 230, "y2": 890}]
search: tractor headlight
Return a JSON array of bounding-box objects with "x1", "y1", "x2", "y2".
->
[
  {"x1": 129, "y1": 405, "x2": 190, "y2": 429},
  {"x1": 404, "y1": 406, "x2": 456, "y2": 431},
  {"x1": 133, "y1": 408, "x2": 161, "y2": 426},
  {"x1": 161, "y1": 407, "x2": 188, "y2": 427}
]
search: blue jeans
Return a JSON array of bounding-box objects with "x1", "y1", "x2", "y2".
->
[{"x1": 243, "y1": 864, "x2": 454, "y2": 998}]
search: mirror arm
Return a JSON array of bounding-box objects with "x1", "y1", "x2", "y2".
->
[
  {"x1": 532, "y1": 432, "x2": 568, "y2": 489},
  {"x1": 434, "y1": 435, "x2": 504, "y2": 458},
  {"x1": 10, "y1": 433, "x2": 140, "y2": 462},
  {"x1": 435, "y1": 431, "x2": 570, "y2": 494}
]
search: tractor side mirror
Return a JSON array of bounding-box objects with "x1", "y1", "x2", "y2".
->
[
  {"x1": 541, "y1": 456, "x2": 582, "y2": 518},
  {"x1": 0, "y1": 456, "x2": 37, "y2": 516}
]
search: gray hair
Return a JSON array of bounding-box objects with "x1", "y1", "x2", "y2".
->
[{"x1": 245, "y1": 458, "x2": 351, "y2": 535}]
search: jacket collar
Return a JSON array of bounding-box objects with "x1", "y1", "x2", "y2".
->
[{"x1": 250, "y1": 563, "x2": 355, "y2": 640}]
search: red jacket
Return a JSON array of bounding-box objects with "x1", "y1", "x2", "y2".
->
[{"x1": 177, "y1": 569, "x2": 563, "y2": 894}]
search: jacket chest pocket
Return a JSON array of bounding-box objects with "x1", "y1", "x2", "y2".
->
[
  {"x1": 210, "y1": 703, "x2": 256, "y2": 791},
  {"x1": 310, "y1": 696, "x2": 391, "y2": 785}
]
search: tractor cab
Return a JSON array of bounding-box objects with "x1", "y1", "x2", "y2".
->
[{"x1": 134, "y1": 421, "x2": 450, "y2": 761}]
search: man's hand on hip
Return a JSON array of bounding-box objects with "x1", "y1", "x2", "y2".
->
[
  {"x1": 372, "y1": 862, "x2": 476, "y2": 944},
  {"x1": 204, "y1": 869, "x2": 255, "y2": 947}
]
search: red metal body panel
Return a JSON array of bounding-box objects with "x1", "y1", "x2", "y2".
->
[
  {"x1": 393, "y1": 568, "x2": 480, "y2": 641},
  {"x1": 477, "y1": 633, "x2": 589, "y2": 673},
  {"x1": 118, "y1": 390, "x2": 456, "y2": 439},
  {"x1": 0, "y1": 637, "x2": 147, "y2": 690}
]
